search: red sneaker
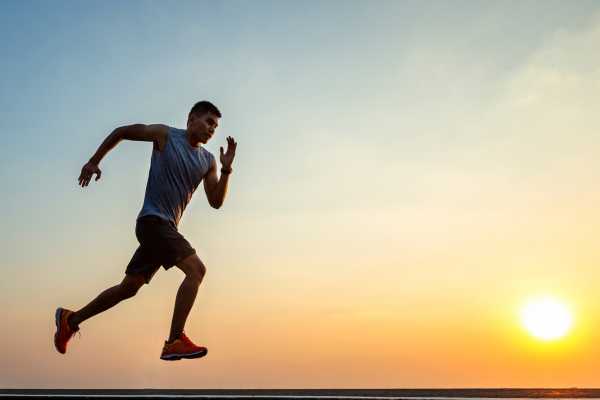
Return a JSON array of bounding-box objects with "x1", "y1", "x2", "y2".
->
[
  {"x1": 54, "y1": 307, "x2": 79, "y2": 354},
  {"x1": 160, "y1": 332, "x2": 207, "y2": 361}
]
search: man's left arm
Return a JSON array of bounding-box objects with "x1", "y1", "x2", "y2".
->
[{"x1": 204, "y1": 136, "x2": 237, "y2": 209}]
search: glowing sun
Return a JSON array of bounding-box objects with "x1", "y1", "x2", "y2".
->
[{"x1": 520, "y1": 296, "x2": 573, "y2": 341}]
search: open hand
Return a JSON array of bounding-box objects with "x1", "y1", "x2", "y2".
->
[
  {"x1": 78, "y1": 161, "x2": 102, "y2": 187},
  {"x1": 219, "y1": 136, "x2": 237, "y2": 168}
]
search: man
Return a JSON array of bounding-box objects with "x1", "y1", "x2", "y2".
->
[{"x1": 54, "y1": 100, "x2": 236, "y2": 361}]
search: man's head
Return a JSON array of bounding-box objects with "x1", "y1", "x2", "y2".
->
[{"x1": 187, "y1": 101, "x2": 222, "y2": 144}]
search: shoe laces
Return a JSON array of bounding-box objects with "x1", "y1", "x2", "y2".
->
[{"x1": 179, "y1": 332, "x2": 193, "y2": 345}]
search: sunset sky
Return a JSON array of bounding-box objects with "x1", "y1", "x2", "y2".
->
[{"x1": 2, "y1": 0, "x2": 600, "y2": 389}]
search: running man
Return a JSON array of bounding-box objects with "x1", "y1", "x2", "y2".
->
[{"x1": 54, "y1": 101, "x2": 237, "y2": 361}]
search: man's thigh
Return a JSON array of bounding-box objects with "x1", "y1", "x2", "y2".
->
[{"x1": 125, "y1": 245, "x2": 161, "y2": 284}]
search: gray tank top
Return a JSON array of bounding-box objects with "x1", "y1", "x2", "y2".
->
[{"x1": 137, "y1": 126, "x2": 214, "y2": 226}]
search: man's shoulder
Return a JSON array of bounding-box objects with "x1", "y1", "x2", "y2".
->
[
  {"x1": 200, "y1": 146, "x2": 215, "y2": 159},
  {"x1": 168, "y1": 125, "x2": 184, "y2": 132},
  {"x1": 144, "y1": 124, "x2": 171, "y2": 134},
  {"x1": 159, "y1": 126, "x2": 184, "y2": 144},
  {"x1": 144, "y1": 124, "x2": 172, "y2": 151}
]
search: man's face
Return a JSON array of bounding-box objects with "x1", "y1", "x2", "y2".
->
[{"x1": 187, "y1": 112, "x2": 220, "y2": 143}]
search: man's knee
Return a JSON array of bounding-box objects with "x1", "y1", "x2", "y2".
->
[
  {"x1": 120, "y1": 274, "x2": 145, "y2": 298},
  {"x1": 176, "y1": 254, "x2": 206, "y2": 282}
]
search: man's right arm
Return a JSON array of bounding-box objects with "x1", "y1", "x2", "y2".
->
[{"x1": 78, "y1": 124, "x2": 168, "y2": 187}]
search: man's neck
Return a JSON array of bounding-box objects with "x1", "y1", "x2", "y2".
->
[{"x1": 186, "y1": 130, "x2": 202, "y2": 148}]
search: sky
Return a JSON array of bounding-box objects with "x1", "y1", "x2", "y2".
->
[{"x1": 1, "y1": 0, "x2": 600, "y2": 389}]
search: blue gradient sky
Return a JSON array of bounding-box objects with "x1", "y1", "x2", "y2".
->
[{"x1": 2, "y1": 0, "x2": 600, "y2": 389}]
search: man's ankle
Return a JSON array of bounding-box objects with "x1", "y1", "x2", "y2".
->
[
  {"x1": 67, "y1": 312, "x2": 79, "y2": 331},
  {"x1": 167, "y1": 333, "x2": 181, "y2": 344}
]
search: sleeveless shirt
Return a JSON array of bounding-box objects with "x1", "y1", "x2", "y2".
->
[{"x1": 137, "y1": 126, "x2": 214, "y2": 226}]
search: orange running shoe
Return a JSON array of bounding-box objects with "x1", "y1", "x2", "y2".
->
[
  {"x1": 54, "y1": 307, "x2": 79, "y2": 354},
  {"x1": 160, "y1": 332, "x2": 207, "y2": 361}
]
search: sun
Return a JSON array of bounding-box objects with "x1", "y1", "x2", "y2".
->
[{"x1": 520, "y1": 296, "x2": 573, "y2": 341}]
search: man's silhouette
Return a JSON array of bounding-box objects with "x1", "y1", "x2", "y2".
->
[{"x1": 54, "y1": 101, "x2": 237, "y2": 361}]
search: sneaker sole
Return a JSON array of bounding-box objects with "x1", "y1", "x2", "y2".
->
[
  {"x1": 54, "y1": 308, "x2": 64, "y2": 353},
  {"x1": 160, "y1": 349, "x2": 207, "y2": 361}
]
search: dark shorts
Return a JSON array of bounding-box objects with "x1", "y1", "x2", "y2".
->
[{"x1": 125, "y1": 215, "x2": 196, "y2": 284}]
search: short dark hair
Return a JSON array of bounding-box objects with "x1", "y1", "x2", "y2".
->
[{"x1": 189, "y1": 100, "x2": 222, "y2": 119}]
